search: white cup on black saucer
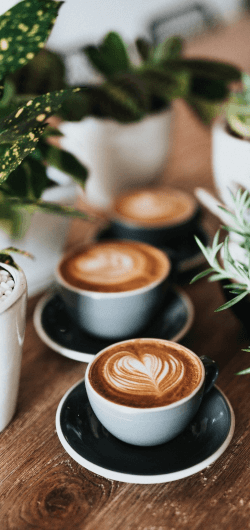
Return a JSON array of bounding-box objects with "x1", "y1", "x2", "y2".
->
[{"x1": 55, "y1": 239, "x2": 172, "y2": 340}]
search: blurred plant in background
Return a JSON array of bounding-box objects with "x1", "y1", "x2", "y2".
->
[
  {"x1": 191, "y1": 189, "x2": 250, "y2": 374},
  {"x1": 58, "y1": 31, "x2": 241, "y2": 125},
  {"x1": 0, "y1": 0, "x2": 90, "y2": 240}
]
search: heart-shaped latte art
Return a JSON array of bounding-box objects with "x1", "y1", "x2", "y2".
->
[{"x1": 104, "y1": 351, "x2": 185, "y2": 397}]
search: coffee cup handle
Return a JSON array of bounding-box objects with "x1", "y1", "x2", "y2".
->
[{"x1": 200, "y1": 355, "x2": 219, "y2": 395}]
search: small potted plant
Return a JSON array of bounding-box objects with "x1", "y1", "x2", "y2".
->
[
  {"x1": 0, "y1": 249, "x2": 28, "y2": 431},
  {"x1": 192, "y1": 188, "x2": 250, "y2": 374},
  {"x1": 212, "y1": 73, "x2": 250, "y2": 210},
  {"x1": 49, "y1": 32, "x2": 241, "y2": 208}
]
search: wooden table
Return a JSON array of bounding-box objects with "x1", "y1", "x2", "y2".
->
[{"x1": 1, "y1": 16, "x2": 250, "y2": 530}]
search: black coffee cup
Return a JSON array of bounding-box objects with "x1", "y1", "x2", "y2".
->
[{"x1": 110, "y1": 187, "x2": 201, "y2": 247}]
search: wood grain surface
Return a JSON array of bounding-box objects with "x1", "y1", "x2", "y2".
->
[{"x1": 1, "y1": 16, "x2": 250, "y2": 530}]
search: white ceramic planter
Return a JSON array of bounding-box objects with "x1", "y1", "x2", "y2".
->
[
  {"x1": 0, "y1": 181, "x2": 78, "y2": 297},
  {"x1": 212, "y1": 119, "x2": 250, "y2": 209},
  {"x1": 0, "y1": 263, "x2": 27, "y2": 431},
  {"x1": 58, "y1": 108, "x2": 172, "y2": 209}
]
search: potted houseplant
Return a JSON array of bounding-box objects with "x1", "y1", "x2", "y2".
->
[
  {"x1": 212, "y1": 73, "x2": 250, "y2": 210},
  {"x1": 0, "y1": 0, "x2": 92, "y2": 295},
  {"x1": 49, "y1": 32, "x2": 241, "y2": 208},
  {"x1": 0, "y1": 249, "x2": 28, "y2": 431},
  {"x1": 192, "y1": 188, "x2": 250, "y2": 374}
]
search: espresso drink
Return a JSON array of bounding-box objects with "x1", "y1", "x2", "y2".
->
[
  {"x1": 89, "y1": 339, "x2": 203, "y2": 408},
  {"x1": 113, "y1": 188, "x2": 197, "y2": 227},
  {"x1": 59, "y1": 240, "x2": 170, "y2": 293}
]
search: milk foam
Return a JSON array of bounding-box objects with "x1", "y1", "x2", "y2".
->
[
  {"x1": 104, "y1": 351, "x2": 185, "y2": 397},
  {"x1": 73, "y1": 249, "x2": 135, "y2": 285},
  {"x1": 59, "y1": 241, "x2": 170, "y2": 293},
  {"x1": 89, "y1": 339, "x2": 202, "y2": 407},
  {"x1": 114, "y1": 188, "x2": 197, "y2": 227}
]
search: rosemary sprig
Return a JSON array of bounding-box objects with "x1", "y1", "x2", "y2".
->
[{"x1": 192, "y1": 188, "x2": 250, "y2": 374}]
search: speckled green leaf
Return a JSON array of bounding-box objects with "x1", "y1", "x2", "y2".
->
[
  {"x1": 0, "y1": 157, "x2": 50, "y2": 200},
  {"x1": 0, "y1": 0, "x2": 63, "y2": 79},
  {"x1": 0, "y1": 126, "x2": 45, "y2": 183},
  {"x1": 0, "y1": 88, "x2": 82, "y2": 142}
]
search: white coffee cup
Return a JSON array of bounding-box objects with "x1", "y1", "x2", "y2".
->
[
  {"x1": 56, "y1": 240, "x2": 171, "y2": 339},
  {"x1": 85, "y1": 338, "x2": 218, "y2": 446}
]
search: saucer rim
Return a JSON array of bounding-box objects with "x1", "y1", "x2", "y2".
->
[
  {"x1": 33, "y1": 287, "x2": 194, "y2": 362},
  {"x1": 55, "y1": 379, "x2": 235, "y2": 484}
]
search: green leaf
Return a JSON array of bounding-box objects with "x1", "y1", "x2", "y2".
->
[
  {"x1": 214, "y1": 290, "x2": 249, "y2": 312},
  {"x1": 84, "y1": 32, "x2": 130, "y2": 78},
  {"x1": 0, "y1": 0, "x2": 63, "y2": 79},
  {"x1": 223, "y1": 283, "x2": 247, "y2": 289},
  {"x1": 0, "y1": 80, "x2": 15, "y2": 108},
  {"x1": 194, "y1": 235, "x2": 210, "y2": 260},
  {"x1": 185, "y1": 94, "x2": 223, "y2": 124},
  {"x1": 190, "y1": 267, "x2": 214, "y2": 284},
  {"x1": 90, "y1": 83, "x2": 144, "y2": 123},
  {"x1": 39, "y1": 142, "x2": 88, "y2": 186},
  {"x1": 212, "y1": 229, "x2": 220, "y2": 249},
  {"x1": 140, "y1": 66, "x2": 189, "y2": 101},
  {"x1": 236, "y1": 367, "x2": 250, "y2": 375},
  {"x1": 0, "y1": 88, "x2": 83, "y2": 142},
  {"x1": 0, "y1": 156, "x2": 50, "y2": 200},
  {"x1": 135, "y1": 38, "x2": 151, "y2": 61},
  {"x1": 0, "y1": 126, "x2": 45, "y2": 184},
  {"x1": 11, "y1": 198, "x2": 92, "y2": 221},
  {"x1": 166, "y1": 59, "x2": 241, "y2": 82},
  {"x1": 208, "y1": 272, "x2": 227, "y2": 282},
  {"x1": 152, "y1": 37, "x2": 183, "y2": 63}
]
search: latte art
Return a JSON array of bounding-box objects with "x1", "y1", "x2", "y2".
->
[
  {"x1": 89, "y1": 339, "x2": 203, "y2": 408},
  {"x1": 113, "y1": 188, "x2": 197, "y2": 227},
  {"x1": 58, "y1": 240, "x2": 170, "y2": 293},
  {"x1": 104, "y1": 352, "x2": 185, "y2": 397}
]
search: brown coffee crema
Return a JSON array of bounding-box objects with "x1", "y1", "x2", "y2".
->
[
  {"x1": 59, "y1": 240, "x2": 170, "y2": 293},
  {"x1": 89, "y1": 340, "x2": 203, "y2": 408},
  {"x1": 113, "y1": 188, "x2": 197, "y2": 227}
]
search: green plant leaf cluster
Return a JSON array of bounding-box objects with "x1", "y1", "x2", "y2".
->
[
  {"x1": 59, "y1": 31, "x2": 241, "y2": 124},
  {"x1": 0, "y1": 0, "x2": 90, "y2": 239},
  {"x1": 191, "y1": 188, "x2": 250, "y2": 375}
]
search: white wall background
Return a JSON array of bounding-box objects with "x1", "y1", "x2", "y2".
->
[{"x1": 0, "y1": 0, "x2": 245, "y2": 53}]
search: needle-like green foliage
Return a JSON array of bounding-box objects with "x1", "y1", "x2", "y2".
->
[{"x1": 191, "y1": 189, "x2": 250, "y2": 374}]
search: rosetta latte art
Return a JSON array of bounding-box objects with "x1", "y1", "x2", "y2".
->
[{"x1": 104, "y1": 351, "x2": 185, "y2": 397}]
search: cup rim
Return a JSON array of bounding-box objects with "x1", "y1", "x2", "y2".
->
[
  {"x1": 56, "y1": 240, "x2": 171, "y2": 299},
  {"x1": 85, "y1": 338, "x2": 205, "y2": 412}
]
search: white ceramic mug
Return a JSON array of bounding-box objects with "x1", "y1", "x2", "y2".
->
[
  {"x1": 0, "y1": 263, "x2": 27, "y2": 431},
  {"x1": 85, "y1": 339, "x2": 218, "y2": 446}
]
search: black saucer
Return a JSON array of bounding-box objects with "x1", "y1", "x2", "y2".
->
[
  {"x1": 34, "y1": 288, "x2": 194, "y2": 362},
  {"x1": 97, "y1": 225, "x2": 209, "y2": 274},
  {"x1": 56, "y1": 379, "x2": 234, "y2": 484}
]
